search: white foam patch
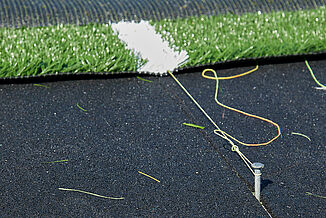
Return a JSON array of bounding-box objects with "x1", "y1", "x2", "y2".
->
[{"x1": 112, "y1": 20, "x2": 188, "y2": 75}]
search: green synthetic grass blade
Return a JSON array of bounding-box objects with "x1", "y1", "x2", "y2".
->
[
  {"x1": 305, "y1": 192, "x2": 326, "y2": 199},
  {"x1": 33, "y1": 84, "x2": 50, "y2": 88},
  {"x1": 182, "y1": 122, "x2": 205, "y2": 129},
  {"x1": 43, "y1": 159, "x2": 68, "y2": 164},
  {"x1": 76, "y1": 103, "x2": 88, "y2": 112},
  {"x1": 136, "y1": 76, "x2": 153, "y2": 83}
]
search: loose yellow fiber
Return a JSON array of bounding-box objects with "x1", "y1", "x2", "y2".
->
[
  {"x1": 138, "y1": 171, "x2": 161, "y2": 183},
  {"x1": 305, "y1": 60, "x2": 326, "y2": 88},
  {"x1": 291, "y1": 132, "x2": 311, "y2": 141},
  {"x1": 58, "y1": 188, "x2": 124, "y2": 200}
]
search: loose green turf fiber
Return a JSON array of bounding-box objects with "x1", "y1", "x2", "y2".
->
[
  {"x1": 136, "y1": 76, "x2": 153, "y2": 83},
  {"x1": 182, "y1": 122, "x2": 205, "y2": 129},
  {"x1": 305, "y1": 192, "x2": 326, "y2": 199},
  {"x1": 0, "y1": 7, "x2": 326, "y2": 78},
  {"x1": 76, "y1": 103, "x2": 88, "y2": 112},
  {"x1": 33, "y1": 84, "x2": 50, "y2": 88},
  {"x1": 43, "y1": 159, "x2": 68, "y2": 164}
]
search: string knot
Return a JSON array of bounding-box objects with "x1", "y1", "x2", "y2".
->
[{"x1": 231, "y1": 145, "x2": 239, "y2": 152}]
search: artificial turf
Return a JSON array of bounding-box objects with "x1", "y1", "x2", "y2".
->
[
  {"x1": 0, "y1": 6, "x2": 326, "y2": 78},
  {"x1": 153, "y1": 6, "x2": 326, "y2": 66},
  {"x1": 0, "y1": 24, "x2": 143, "y2": 77}
]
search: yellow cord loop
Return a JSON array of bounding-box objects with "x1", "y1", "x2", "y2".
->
[
  {"x1": 202, "y1": 65, "x2": 259, "y2": 80},
  {"x1": 202, "y1": 66, "x2": 281, "y2": 147},
  {"x1": 168, "y1": 66, "x2": 281, "y2": 176},
  {"x1": 231, "y1": 144, "x2": 255, "y2": 175}
]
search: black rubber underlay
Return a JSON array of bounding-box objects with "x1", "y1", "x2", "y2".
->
[
  {"x1": 0, "y1": 0, "x2": 325, "y2": 27},
  {"x1": 1, "y1": 60, "x2": 325, "y2": 217}
]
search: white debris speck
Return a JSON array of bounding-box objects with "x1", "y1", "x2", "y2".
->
[{"x1": 314, "y1": 86, "x2": 326, "y2": 90}]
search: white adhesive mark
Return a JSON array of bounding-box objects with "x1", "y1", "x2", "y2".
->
[
  {"x1": 112, "y1": 20, "x2": 188, "y2": 75},
  {"x1": 314, "y1": 87, "x2": 326, "y2": 90}
]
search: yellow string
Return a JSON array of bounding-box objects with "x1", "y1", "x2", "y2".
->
[
  {"x1": 202, "y1": 65, "x2": 259, "y2": 80},
  {"x1": 168, "y1": 66, "x2": 281, "y2": 176},
  {"x1": 202, "y1": 66, "x2": 281, "y2": 146},
  {"x1": 168, "y1": 70, "x2": 255, "y2": 175}
]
